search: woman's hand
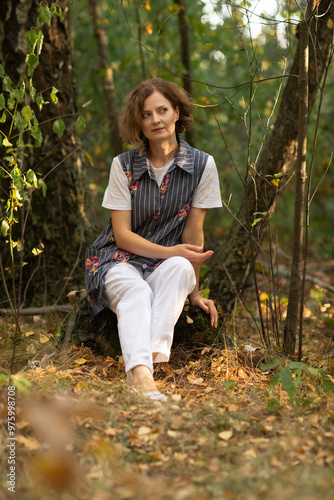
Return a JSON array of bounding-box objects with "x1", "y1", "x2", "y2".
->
[
  {"x1": 189, "y1": 292, "x2": 218, "y2": 328},
  {"x1": 171, "y1": 244, "x2": 213, "y2": 265}
]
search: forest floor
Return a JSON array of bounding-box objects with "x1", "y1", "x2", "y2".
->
[{"x1": 0, "y1": 277, "x2": 334, "y2": 500}]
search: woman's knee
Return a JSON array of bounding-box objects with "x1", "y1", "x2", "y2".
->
[{"x1": 168, "y1": 256, "x2": 195, "y2": 275}]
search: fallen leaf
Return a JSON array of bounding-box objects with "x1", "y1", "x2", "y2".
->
[
  {"x1": 105, "y1": 427, "x2": 117, "y2": 436},
  {"x1": 186, "y1": 315, "x2": 193, "y2": 324},
  {"x1": 244, "y1": 448, "x2": 257, "y2": 458},
  {"x1": 171, "y1": 394, "x2": 182, "y2": 402},
  {"x1": 218, "y1": 429, "x2": 233, "y2": 441},
  {"x1": 17, "y1": 435, "x2": 41, "y2": 450},
  {"x1": 167, "y1": 430, "x2": 180, "y2": 438},
  {"x1": 39, "y1": 334, "x2": 49, "y2": 343},
  {"x1": 75, "y1": 358, "x2": 88, "y2": 365},
  {"x1": 187, "y1": 374, "x2": 205, "y2": 386},
  {"x1": 24, "y1": 331, "x2": 35, "y2": 337}
]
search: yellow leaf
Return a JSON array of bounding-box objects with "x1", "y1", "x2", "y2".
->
[
  {"x1": 218, "y1": 429, "x2": 233, "y2": 441},
  {"x1": 75, "y1": 358, "x2": 87, "y2": 365},
  {"x1": 76, "y1": 382, "x2": 87, "y2": 390},
  {"x1": 186, "y1": 315, "x2": 193, "y2": 324},
  {"x1": 327, "y1": 18, "x2": 333, "y2": 29},
  {"x1": 39, "y1": 334, "x2": 49, "y2": 343},
  {"x1": 145, "y1": 23, "x2": 153, "y2": 35},
  {"x1": 145, "y1": 0, "x2": 151, "y2": 10},
  {"x1": 17, "y1": 435, "x2": 40, "y2": 450},
  {"x1": 105, "y1": 427, "x2": 117, "y2": 436},
  {"x1": 24, "y1": 331, "x2": 35, "y2": 337},
  {"x1": 171, "y1": 394, "x2": 182, "y2": 402}
]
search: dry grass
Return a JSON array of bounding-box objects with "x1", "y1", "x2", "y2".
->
[{"x1": 1, "y1": 297, "x2": 334, "y2": 500}]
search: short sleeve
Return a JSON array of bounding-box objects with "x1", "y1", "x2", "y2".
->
[
  {"x1": 102, "y1": 157, "x2": 132, "y2": 210},
  {"x1": 191, "y1": 155, "x2": 222, "y2": 209}
]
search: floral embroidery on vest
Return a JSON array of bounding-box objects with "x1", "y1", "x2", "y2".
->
[
  {"x1": 160, "y1": 174, "x2": 169, "y2": 195},
  {"x1": 177, "y1": 204, "x2": 190, "y2": 219},
  {"x1": 86, "y1": 256, "x2": 100, "y2": 274},
  {"x1": 128, "y1": 179, "x2": 141, "y2": 191},
  {"x1": 112, "y1": 250, "x2": 132, "y2": 263}
]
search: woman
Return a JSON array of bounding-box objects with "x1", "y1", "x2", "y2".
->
[{"x1": 85, "y1": 78, "x2": 222, "y2": 401}]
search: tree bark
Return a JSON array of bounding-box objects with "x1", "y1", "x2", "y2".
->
[
  {"x1": 174, "y1": 0, "x2": 195, "y2": 146},
  {"x1": 207, "y1": 0, "x2": 334, "y2": 310},
  {"x1": 0, "y1": 0, "x2": 91, "y2": 307},
  {"x1": 283, "y1": 1, "x2": 313, "y2": 355},
  {"x1": 88, "y1": 0, "x2": 123, "y2": 157}
]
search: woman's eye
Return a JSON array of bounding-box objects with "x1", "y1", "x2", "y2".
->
[
  {"x1": 142, "y1": 112, "x2": 150, "y2": 118},
  {"x1": 161, "y1": 107, "x2": 168, "y2": 113}
]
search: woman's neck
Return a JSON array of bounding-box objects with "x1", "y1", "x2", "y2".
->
[{"x1": 147, "y1": 138, "x2": 179, "y2": 169}]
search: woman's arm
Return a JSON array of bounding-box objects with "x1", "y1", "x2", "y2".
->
[
  {"x1": 111, "y1": 210, "x2": 213, "y2": 265},
  {"x1": 181, "y1": 207, "x2": 218, "y2": 328}
]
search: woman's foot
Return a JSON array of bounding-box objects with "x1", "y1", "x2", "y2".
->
[
  {"x1": 129, "y1": 365, "x2": 168, "y2": 401},
  {"x1": 130, "y1": 365, "x2": 158, "y2": 393}
]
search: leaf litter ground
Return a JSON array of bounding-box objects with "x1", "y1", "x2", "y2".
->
[{"x1": 0, "y1": 290, "x2": 334, "y2": 500}]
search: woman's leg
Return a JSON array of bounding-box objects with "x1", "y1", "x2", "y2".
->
[
  {"x1": 103, "y1": 263, "x2": 155, "y2": 376},
  {"x1": 145, "y1": 256, "x2": 196, "y2": 363}
]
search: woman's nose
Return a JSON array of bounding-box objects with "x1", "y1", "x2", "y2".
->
[{"x1": 152, "y1": 112, "x2": 160, "y2": 123}]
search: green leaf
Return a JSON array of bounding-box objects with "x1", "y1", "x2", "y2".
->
[
  {"x1": 52, "y1": 118, "x2": 65, "y2": 138},
  {"x1": 35, "y1": 31, "x2": 44, "y2": 56},
  {"x1": 38, "y1": 4, "x2": 52, "y2": 26},
  {"x1": 31, "y1": 126, "x2": 43, "y2": 147},
  {"x1": 26, "y1": 169, "x2": 38, "y2": 187},
  {"x1": 202, "y1": 43, "x2": 215, "y2": 51},
  {"x1": 0, "y1": 94, "x2": 5, "y2": 110},
  {"x1": 288, "y1": 361, "x2": 306, "y2": 370},
  {"x1": 75, "y1": 115, "x2": 86, "y2": 134},
  {"x1": 0, "y1": 111, "x2": 6, "y2": 123},
  {"x1": 269, "y1": 372, "x2": 280, "y2": 388},
  {"x1": 36, "y1": 94, "x2": 48, "y2": 111},
  {"x1": 280, "y1": 366, "x2": 293, "y2": 391},
  {"x1": 259, "y1": 359, "x2": 281, "y2": 371},
  {"x1": 50, "y1": 87, "x2": 59, "y2": 104},
  {"x1": 83, "y1": 149, "x2": 94, "y2": 166},
  {"x1": 38, "y1": 180, "x2": 47, "y2": 197},
  {"x1": 322, "y1": 377, "x2": 333, "y2": 392},
  {"x1": 0, "y1": 64, "x2": 5, "y2": 78},
  {"x1": 24, "y1": 29, "x2": 39, "y2": 51},
  {"x1": 307, "y1": 366, "x2": 320, "y2": 376},
  {"x1": 3, "y1": 75, "x2": 12, "y2": 92},
  {"x1": 21, "y1": 105, "x2": 34, "y2": 120},
  {"x1": 26, "y1": 53, "x2": 39, "y2": 73},
  {"x1": 1, "y1": 219, "x2": 9, "y2": 236},
  {"x1": 222, "y1": 380, "x2": 236, "y2": 389}
]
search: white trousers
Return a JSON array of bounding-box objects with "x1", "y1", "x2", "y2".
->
[{"x1": 103, "y1": 256, "x2": 196, "y2": 375}]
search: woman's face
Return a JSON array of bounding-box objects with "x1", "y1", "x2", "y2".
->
[{"x1": 140, "y1": 90, "x2": 179, "y2": 143}]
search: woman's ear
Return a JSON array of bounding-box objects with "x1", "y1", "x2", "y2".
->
[{"x1": 175, "y1": 106, "x2": 180, "y2": 121}]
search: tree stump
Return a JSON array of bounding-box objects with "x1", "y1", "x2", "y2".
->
[{"x1": 59, "y1": 290, "x2": 234, "y2": 358}]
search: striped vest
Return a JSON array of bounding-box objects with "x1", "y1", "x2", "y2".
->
[{"x1": 85, "y1": 137, "x2": 208, "y2": 314}]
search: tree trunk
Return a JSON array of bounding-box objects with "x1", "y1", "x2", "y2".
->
[
  {"x1": 207, "y1": 0, "x2": 334, "y2": 309},
  {"x1": 174, "y1": 0, "x2": 195, "y2": 146},
  {"x1": 0, "y1": 0, "x2": 91, "y2": 307},
  {"x1": 283, "y1": 1, "x2": 313, "y2": 355},
  {"x1": 59, "y1": 292, "x2": 234, "y2": 358},
  {"x1": 88, "y1": 0, "x2": 123, "y2": 157}
]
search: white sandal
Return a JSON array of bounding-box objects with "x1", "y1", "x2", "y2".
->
[{"x1": 131, "y1": 387, "x2": 168, "y2": 402}]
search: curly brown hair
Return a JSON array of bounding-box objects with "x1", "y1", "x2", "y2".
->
[{"x1": 118, "y1": 78, "x2": 194, "y2": 146}]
